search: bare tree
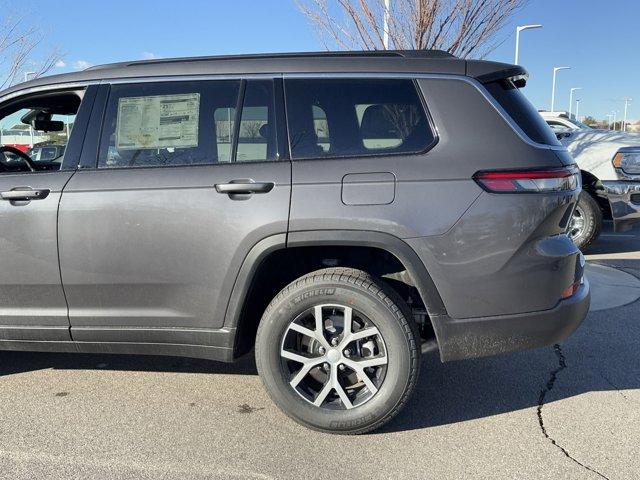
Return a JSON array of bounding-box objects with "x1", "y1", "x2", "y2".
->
[
  {"x1": 0, "y1": 13, "x2": 62, "y2": 89},
  {"x1": 298, "y1": 0, "x2": 528, "y2": 58}
]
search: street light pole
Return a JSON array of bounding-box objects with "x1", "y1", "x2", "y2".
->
[
  {"x1": 575, "y1": 99, "x2": 581, "y2": 120},
  {"x1": 383, "y1": 0, "x2": 390, "y2": 49},
  {"x1": 606, "y1": 114, "x2": 613, "y2": 130},
  {"x1": 612, "y1": 111, "x2": 618, "y2": 131},
  {"x1": 551, "y1": 67, "x2": 570, "y2": 112},
  {"x1": 514, "y1": 24, "x2": 542, "y2": 65},
  {"x1": 569, "y1": 87, "x2": 581, "y2": 117},
  {"x1": 623, "y1": 98, "x2": 632, "y2": 132}
]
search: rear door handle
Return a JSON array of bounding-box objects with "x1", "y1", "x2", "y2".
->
[
  {"x1": 215, "y1": 179, "x2": 275, "y2": 195},
  {"x1": 0, "y1": 188, "x2": 50, "y2": 201}
]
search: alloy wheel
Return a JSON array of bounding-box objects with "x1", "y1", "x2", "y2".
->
[
  {"x1": 280, "y1": 304, "x2": 387, "y2": 410},
  {"x1": 568, "y1": 204, "x2": 586, "y2": 241}
]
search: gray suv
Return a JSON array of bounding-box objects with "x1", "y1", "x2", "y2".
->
[{"x1": 0, "y1": 51, "x2": 589, "y2": 434}]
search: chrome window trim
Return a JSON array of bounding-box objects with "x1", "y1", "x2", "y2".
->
[
  {"x1": 0, "y1": 81, "x2": 92, "y2": 104},
  {"x1": 0, "y1": 72, "x2": 565, "y2": 152}
]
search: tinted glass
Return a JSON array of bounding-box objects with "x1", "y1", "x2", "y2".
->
[
  {"x1": 485, "y1": 80, "x2": 561, "y2": 146},
  {"x1": 285, "y1": 79, "x2": 434, "y2": 159},
  {"x1": 236, "y1": 80, "x2": 277, "y2": 162},
  {"x1": 98, "y1": 81, "x2": 240, "y2": 168}
]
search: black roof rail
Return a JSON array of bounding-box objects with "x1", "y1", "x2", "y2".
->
[{"x1": 84, "y1": 50, "x2": 457, "y2": 71}]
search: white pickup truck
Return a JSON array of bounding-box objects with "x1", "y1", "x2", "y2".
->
[{"x1": 540, "y1": 111, "x2": 640, "y2": 249}]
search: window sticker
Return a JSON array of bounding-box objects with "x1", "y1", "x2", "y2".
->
[{"x1": 116, "y1": 93, "x2": 200, "y2": 150}]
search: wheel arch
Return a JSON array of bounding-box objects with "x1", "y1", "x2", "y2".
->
[
  {"x1": 223, "y1": 230, "x2": 447, "y2": 358},
  {"x1": 580, "y1": 169, "x2": 612, "y2": 218}
]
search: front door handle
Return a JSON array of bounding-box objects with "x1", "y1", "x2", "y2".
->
[
  {"x1": 0, "y1": 188, "x2": 50, "y2": 201},
  {"x1": 215, "y1": 179, "x2": 275, "y2": 195}
]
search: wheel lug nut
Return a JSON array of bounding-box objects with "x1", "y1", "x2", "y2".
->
[
  {"x1": 343, "y1": 349, "x2": 351, "y2": 357},
  {"x1": 331, "y1": 337, "x2": 339, "y2": 346},
  {"x1": 318, "y1": 346, "x2": 325, "y2": 355},
  {"x1": 339, "y1": 364, "x2": 345, "y2": 371},
  {"x1": 323, "y1": 363, "x2": 330, "y2": 370}
]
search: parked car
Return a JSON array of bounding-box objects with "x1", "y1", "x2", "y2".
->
[
  {"x1": 0, "y1": 51, "x2": 589, "y2": 434},
  {"x1": 540, "y1": 111, "x2": 640, "y2": 249}
]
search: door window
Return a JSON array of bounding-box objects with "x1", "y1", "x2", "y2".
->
[
  {"x1": 98, "y1": 79, "x2": 279, "y2": 168},
  {"x1": 285, "y1": 79, "x2": 435, "y2": 159},
  {"x1": 98, "y1": 81, "x2": 240, "y2": 168},
  {"x1": 0, "y1": 91, "x2": 80, "y2": 173},
  {"x1": 236, "y1": 80, "x2": 277, "y2": 162}
]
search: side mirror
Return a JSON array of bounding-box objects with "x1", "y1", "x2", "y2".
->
[{"x1": 32, "y1": 119, "x2": 64, "y2": 132}]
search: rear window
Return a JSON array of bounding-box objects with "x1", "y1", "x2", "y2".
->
[
  {"x1": 485, "y1": 80, "x2": 560, "y2": 147},
  {"x1": 285, "y1": 79, "x2": 435, "y2": 159}
]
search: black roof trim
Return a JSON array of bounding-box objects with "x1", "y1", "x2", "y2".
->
[{"x1": 85, "y1": 50, "x2": 456, "y2": 71}]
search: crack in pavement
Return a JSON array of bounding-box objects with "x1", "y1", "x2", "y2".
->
[{"x1": 536, "y1": 344, "x2": 610, "y2": 480}]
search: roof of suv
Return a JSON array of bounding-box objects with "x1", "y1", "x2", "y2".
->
[{"x1": 0, "y1": 50, "x2": 526, "y2": 99}]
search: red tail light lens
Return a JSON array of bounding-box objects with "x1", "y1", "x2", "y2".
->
[{"x1": 474, "y1": 166, "x2": 580, "y2": 193}]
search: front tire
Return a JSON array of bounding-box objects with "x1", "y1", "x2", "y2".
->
[
  {"x1": 255, "y1": 267, "x2": 420, "y2": 434},
  {"x1": 569, "y1": 192, "x2": 602, "y2": 251}
]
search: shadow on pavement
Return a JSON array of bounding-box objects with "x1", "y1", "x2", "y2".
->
[
  {"x1": 586, "y1": 221, "x2": 640, "y2": 256},
  {"x1": 0, "y1": 349, "x2": 258, "y2": 377}
]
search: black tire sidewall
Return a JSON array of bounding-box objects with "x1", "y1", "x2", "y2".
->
[
  {"x1": 256, "y1": 279, "x2": 414, "y2": 433},
  {"x1": 572, "y1": 192, "x2": 602, "y2": 251}
]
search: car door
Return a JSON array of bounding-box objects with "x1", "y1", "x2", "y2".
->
[
  {"x1": 0, "y1": 85, "x2": 96, "y2": 341},
  {"x1": 58, "y1": 78, "x2": 290, "y2": 345}
]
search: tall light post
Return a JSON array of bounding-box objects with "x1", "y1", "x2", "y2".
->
[
  {"x1": 612, "y1": 111, "x2": 618, "y2": 131},
  {"x1": 551, "y1": 67, "x2": 570, "y2": 112},
  {"x1": 514, "y1": 24, "x2": 542, "y2": 65},
  {"x1": 575, "y1": 99, "x2": 581, "y2": 120},
  {"x1": 606, "y1": 114, "x2": 613, "y2": 130},
  {"x1": 568, "y1": 87, "x2": 581, "y2": 117},
  {"x1": 383, "y1": 0, "x2": 390, "y2": 49},
  {"x1": 623, "y1": 98, "x2": 632, "y2": 132}
]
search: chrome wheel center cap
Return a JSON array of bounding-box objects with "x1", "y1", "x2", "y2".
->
[{"x1": 327, "y1": 349, "x2": 341, "y2": 363}]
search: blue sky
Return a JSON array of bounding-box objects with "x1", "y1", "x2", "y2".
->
[{"x1": 17, "y1": 0, "x2": 640, "y2": 121}]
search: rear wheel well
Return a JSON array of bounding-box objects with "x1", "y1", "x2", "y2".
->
[
  {"x1": 581, "y1": 170, "x2": 612, "y2": 219},
  {"x1": 233, "y1": 245, "x2": 435, "y2": 358}
]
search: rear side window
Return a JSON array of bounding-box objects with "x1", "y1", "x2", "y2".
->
[
  {"x1": 98, "y1": 80, "x2": 277, "y2": 168},
  {"x1": 484, "y1": 80, "x2": 561, "y2": 146},
  {"x1": 285, "y1": 79, "x2": 435, "y2": 159}
]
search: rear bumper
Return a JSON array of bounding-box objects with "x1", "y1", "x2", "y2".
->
[
  {"x1": 602, "y1": 181, "x2": 640, "y2": 232},
  {"x1": 432, "y1": 278, "x2": 590, "y2": 362}
]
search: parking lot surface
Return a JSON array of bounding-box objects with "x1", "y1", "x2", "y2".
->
[{"x1": 0, "y1": 222, "x2": 638, "y2": 480}]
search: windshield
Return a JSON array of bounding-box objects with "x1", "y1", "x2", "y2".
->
[{"x1": 569, "y1": 118, "x2": 592, "y2": 129}]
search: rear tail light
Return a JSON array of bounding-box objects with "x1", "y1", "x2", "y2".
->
[{"x1": 473, "y1": 166, "x2": 580, "y2": 193}]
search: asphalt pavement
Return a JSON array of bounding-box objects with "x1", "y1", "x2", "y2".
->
[{"x1": 0, "y1": 222, "x2": 638, "y2": 480}]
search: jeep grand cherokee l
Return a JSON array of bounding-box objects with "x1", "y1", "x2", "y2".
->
[{"x1": 0, "y1": 50, "x2": 589, "y2": 434}]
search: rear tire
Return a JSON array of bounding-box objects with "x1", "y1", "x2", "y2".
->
[
  {"x1": 569, "y1": 192, "x2": 602, "y2": 251},
  {"x1": 255, "y1": 267, "x2": 420, "y2": 434}
]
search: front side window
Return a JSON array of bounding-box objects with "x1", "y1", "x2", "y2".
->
[
  {"x1": 547, "y1": 121, "x2": 572, "y2": 133},
  {"x1": 285, "y1": 79, "x2": 435, "y2": 159},
  {"x1": 0, "y1": 91, "x2": 79, "y2": 173}
]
